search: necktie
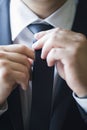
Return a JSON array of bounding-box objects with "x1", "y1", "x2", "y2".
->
[{"x1": 28, "y1": 23, "x2": 54, "y2": 130}]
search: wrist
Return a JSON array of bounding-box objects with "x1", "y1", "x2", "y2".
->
[
  {"x1": 75, "y1": 93, "x2": 87, "y2": 99},
  {"x1": 74, "y1": 88, "x2": 87, "y2": 98},
  {"x1": 73, "y1": 92, "x2": 87, "y2": 113}
]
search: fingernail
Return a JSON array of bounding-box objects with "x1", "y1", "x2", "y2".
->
[{"x1": 34, "y1": 33, "x2": 38, "y2": 38}]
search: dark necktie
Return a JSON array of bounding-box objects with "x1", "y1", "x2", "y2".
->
[{"x1": 28, "y1": 23, "x2": 54, "y2": 130}]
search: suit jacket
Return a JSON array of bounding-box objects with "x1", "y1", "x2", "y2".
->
[{"x1": 0, "y1": 0, "x2": 87, "y2": 130}]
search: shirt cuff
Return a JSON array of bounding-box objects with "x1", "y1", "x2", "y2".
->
[
  {"x1": 0, "y1": 101, "x2": 8, "y2": 116},
  {"x1": 73, "y1": 92, "x2": 87, "y2": 113}
]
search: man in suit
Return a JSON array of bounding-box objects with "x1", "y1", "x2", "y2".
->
[{"x1": 0, "y1": 0, "x2": 87, "y2": 130}]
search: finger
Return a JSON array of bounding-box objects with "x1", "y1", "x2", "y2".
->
[
  {"x1": 56, "y1": 61, "x2": 65, "y2": 79},
  {"x1": 41, "y1": 39, "x2": 54, "y2": 59},
  {"x1": 13, "y1": 70, "x2": 29, "y2": 90},
  {"x1": 34, "y1": 29, "x2": 54, "y2": 40},
  {"x1": 32, "y1": 34, "x2": 49, "y2": 50},
  {"x1": 0, "y1": 51, "x2": 32, "y2": 68},
  {"x1": 32, "y1": 28, "x2": 66, "y2": 54},
  {"x1": 0, "y1": 44, "x2": 35, "y2": 59},
  {"x1": 32, "y1": 29, "x2": 56, "y2": 50},
  {"x1": 34, "y1": 31, "x2": 46, "y2": 39},
  {"x1": 47, "y1": 48, "x2": 68, "y2": 66},
  {"x1": 7, "y1": 60, "x2": 31, "y2": 73}
]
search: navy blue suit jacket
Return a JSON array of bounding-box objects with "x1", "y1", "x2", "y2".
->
[{"x1": 0, "y1": 0, "x2": 87, "y2": 130}]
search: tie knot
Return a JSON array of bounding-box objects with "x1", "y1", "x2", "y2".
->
[{"x1": 28, "y1": 23, "x2": 53, "y2": 34}]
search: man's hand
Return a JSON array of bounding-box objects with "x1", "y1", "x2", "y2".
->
[
  {"x1": 33, "y1": 28, "x2": 87, "y2": 98},
  {"x1": 0, "y1": 44, "x2": 34, "y2": 105}
]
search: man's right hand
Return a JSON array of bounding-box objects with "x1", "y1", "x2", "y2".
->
[{"x1": 0, "y1": 44, "x2": 34, "y2": 105}]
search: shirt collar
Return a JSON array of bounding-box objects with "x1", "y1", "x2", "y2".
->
[
  {"x1": 44, "y1": 0, "x2": 77, "y2": 28},
  {"x1": 10, "y1": 0, "x2": 78, "y2": 40}
]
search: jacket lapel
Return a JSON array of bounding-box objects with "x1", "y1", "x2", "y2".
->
[
  {"x1": 8, "y1": 87, "x2": 24, "y2": 130},
  {"x1": 72, "y1": 0, "x2": 87, "y2": 35},
  {"x1": 50, "y1": 77, "x2": 72, "y2": 130}
]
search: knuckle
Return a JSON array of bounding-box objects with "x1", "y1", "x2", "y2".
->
[
  {"x1": 23, "y1": 56, "x2": 30, "y2": 67},
  {"x1": 51, "y1": 48, "x2": 57, "y2": 54},
  {"x1": 54, "y1": 27, "x2": 62, "y2": 33},
  {"x1": 73, "y1": 34, "x2": 87, "y2": 51},
  {"x1": 0, "y1": 60, "x2": 10, "y2": 80},
  {"x1": 50, "y1": 36, "x2": 55, "y2": 41},
  {"x1": 22, "y1": 72, "x2": 28, "y2": 81},
  {"x1": 0, "y1": 51, "x2": 5, "y2": 58},
  {"x1": 58, "y1": 28, "x2": 66, "y2": 35},
  {"x1": 50, "y1": 28, "x2": 66, "y2": 42},
  {"x1": 19, "y1": 44, "x2": 27, "y2": 51},
  {"x1": 50, "y1": 32, "x2": 58, "y2": 41},
  {"x1": 0, "y1": 46, "x2": 4, "y2": 51},
  {"x1": 59, "y1": 30, "x2": 64, "y2": 34},
  {"x1": 22, "y1": 55, "x2": 27, "y2": 62},
  {"x1": 0, "y1": 68, "x2": 10, "y2": 79},
  {"x1": 0, "y1": 60, "x2": 8, "y2": 67},
  {"x1": 24, "y1": 67, "x2": 29, "y2": 74},
  {"x1": 52, "y1": 28, "x2": 60, "y2": 35},
  {"x1": 76, "y1": 33, "x2": 86, "y2": 42}
]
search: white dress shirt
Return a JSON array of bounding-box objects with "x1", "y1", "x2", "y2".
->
[{"x1": 0, "y1": 0, "x2": 86, "y2": 130}]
